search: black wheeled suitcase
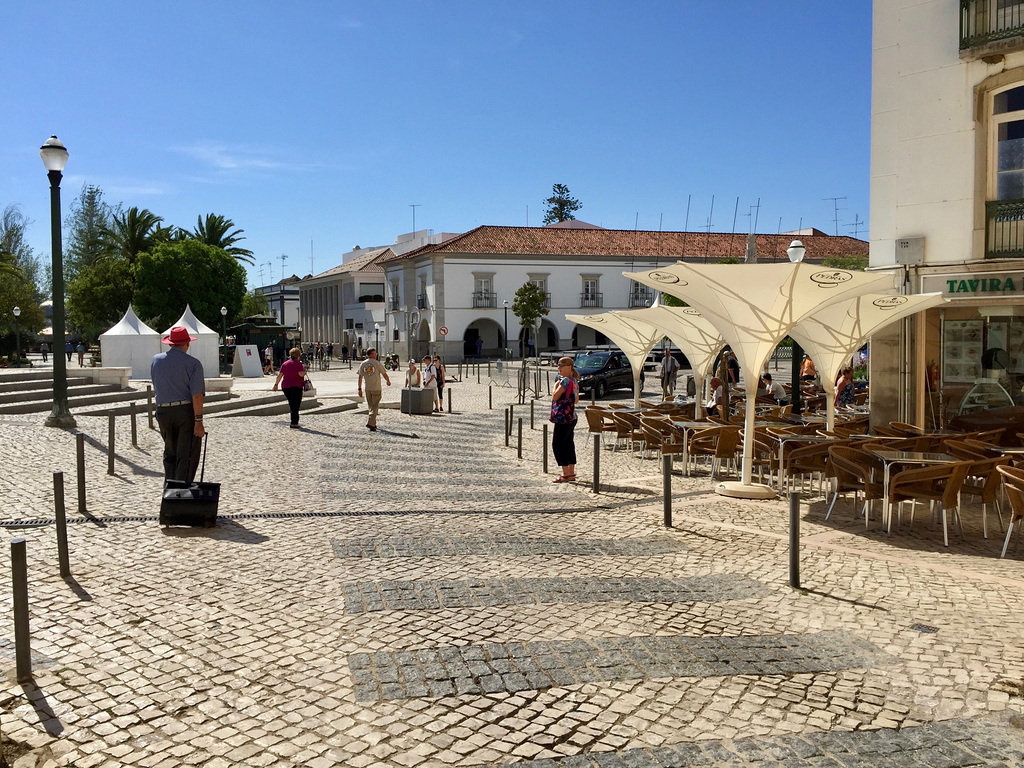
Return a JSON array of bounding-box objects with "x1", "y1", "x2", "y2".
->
[{"x1": 159, "y1": 435, "x2": 219, "y2": 527}]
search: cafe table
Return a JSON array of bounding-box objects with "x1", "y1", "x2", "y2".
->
[
  {"x1": 769, "y1": 433, "x2": 832, "y2": 492},
  {"x1": 868, "y1": 450, "x2": 959, "y2": 533},
  {"x1": 670, "y1": 421, "x2": 714, "y2": 476}
]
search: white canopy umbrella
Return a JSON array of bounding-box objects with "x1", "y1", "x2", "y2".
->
[
  {"x1": 163, "y1": 305, "x2": 219, "y2": 376},
  {"x1": 99, "y1": 306, "x2": 162, "y2": 379},
  {"x1": 566, "y1": 311, "x2": 663, "y2": 408},
  {"x1": 625, "y1": 260, "x2": 895, "y2": 498},
  {"x1": 790, "y1": 292, "x2": 948, "y2": 432}
]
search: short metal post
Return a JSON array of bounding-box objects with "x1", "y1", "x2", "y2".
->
[
  {"x1": 505, "y1": 409, "x2": 510, "y2": 447},
  {"x1": 489, "y1": 385, "x2": 493, "y2": 410},
  {"x1": 11, "y1": 538, "x2": 31, "y2": 682},
  {"x1": 517, "y1": 418, "x2": 523, "y2": 459},
  {"x1": 458, "y1": 363, "x2": 462, "y2": 379},
  {"x1": 789, "y1": 491, "x2": 800, "y2": 588},
  {"x1": 107, "y1": 414, "x2": 115, "y2": 475},
  {"x1": 76, "y1": 433, "x2": 86, "y2": 514},
  {"x1": 54, "y1": 472, "x2": 70, "y2": 578},
  {"x1": 591, "y1": 388, "x2": 596, "y2": 406},
  {"x1": 146, "y1": 385, "x2": 154, "y2": 429},
  {"x1": 530, "y1": 400, "x2": 535, "y2": 430},
  {"x1": 543, "y1": 424, "x2": 549, "y2": 473},
  {"x1": 130, "y1": 402, "x2": 138, "y2": 447},
  {"x1": 663, "y1": 455, "x2": 673, "y2": 527},
  {"x1": 592, "y1": 434, "x2": 600, "y2": 493},
  {"x1": 508, "y1": 405, "x2": 514, "y2": 435},
  {"x1": 547, "y1": 371, "x2": 551, "y2": 394},
  {"x1": 477, "y1": 366, "x2": 480, "y2": 384},
  {"x1": 488, "y1": 361, "x2": 491, "y2": 376}
]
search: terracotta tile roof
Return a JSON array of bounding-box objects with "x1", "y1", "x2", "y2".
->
[
  {"x1": 309, "y1": 247, "x2": 392, "y2": 279},
  {"x1": 385, "y1": 225, "x2": 865, "y2": 263}
]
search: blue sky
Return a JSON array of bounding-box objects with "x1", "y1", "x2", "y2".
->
[{"x1": 1, "y1": 2, "x2": 871, "y2": 288}]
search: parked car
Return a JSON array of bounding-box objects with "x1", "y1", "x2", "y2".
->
[{"x1": 573, "y1": 349, "x2": 640, "y2": 398}]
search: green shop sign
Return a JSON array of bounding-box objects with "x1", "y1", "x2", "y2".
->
[{"x1": 945, "y1": 275, "x2": 1020, "y2": 294}]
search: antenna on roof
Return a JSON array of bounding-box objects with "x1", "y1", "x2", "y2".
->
[
  {"x1": 656, "y1": 213, "x2": 663, "y2": 267},
  {"x1": 264, "y1": 260, "x2": 273, "y2": 283},
  {"x1": 846, "y1": 213, "x2": 864, "y2": 238},
  {"x1": 258, "y1": 263, "x2": 265, "y2": 285},
  {"x1": 823, "y1": 195, "x2": 847, "y2": 236},
  {"x1": 704, "y1": 195, "x2": 715, "y2": 263},
  {"x1": 631, "y1": 212, "x2": 639, "y2": 272},
  {"x1": 410, "y1": 204, "x2": 421, "y2": 235},
  {"x1": 751, "y1": 198, "x2": 761, "y2": 233},
  {"x1": 280, "y1": 253, "x2": 288, "y2": 280},
  {"x1": 682, "y1": 194, "x2": 691, "y2": 260}
]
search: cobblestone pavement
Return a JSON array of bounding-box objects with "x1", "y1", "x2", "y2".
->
[{"x1": 0, "y1": 365, "x2": 1022, "y2": 767}]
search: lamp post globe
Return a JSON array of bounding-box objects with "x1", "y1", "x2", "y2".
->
[
  {"x1": 40, "y1": 136, "x2": 75, "y2": 428},
  {"x1": 12, "y1": 306, "x2": 20, "y2": 367},
  {"x1": 786, "y1": 240, "x2": 806, "y2": 263},
  {"x1": 374, "y1": 323, "x2": 380, "y2": 351}
]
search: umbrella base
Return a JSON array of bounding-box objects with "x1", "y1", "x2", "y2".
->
[{"x1": 715, "y1": 481, "x2": 777, "y2": 500}]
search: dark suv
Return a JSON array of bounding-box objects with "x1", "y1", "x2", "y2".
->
[{"x1": 573, "y1": 350, "x2": 637, "y2": 398}]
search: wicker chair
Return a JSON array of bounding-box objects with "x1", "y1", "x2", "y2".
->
[
  {"x1": 688, "y1": 425, "x2": 741, "y2": 479},
  {"x1": 827, "y1": 446, "x2": 886, "y2": 524},
  {"x1": 889, "y1": 461, "x2": 973, "y2": 547},
  {"x1": 996, "y1": 465, "x2": 1024, "y2": 558}
]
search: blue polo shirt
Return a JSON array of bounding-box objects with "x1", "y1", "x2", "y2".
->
[{"x1": 151, "y1": 346, "x2": 205, "y2": 405}]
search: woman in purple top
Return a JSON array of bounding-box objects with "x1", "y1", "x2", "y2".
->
[{"x1": 273, "y1": 347, "x2": 309, "y2": 428}]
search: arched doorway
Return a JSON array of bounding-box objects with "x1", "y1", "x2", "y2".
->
[
  {"x1": 413, "y1": 319, "x2": 431, "y2": 360},
  {"x1": 463, "y1": 318, "x2": 504, "y2": 358},
  {"x1": 571, "y1": 325, "x2": 608, "y2": 349}
]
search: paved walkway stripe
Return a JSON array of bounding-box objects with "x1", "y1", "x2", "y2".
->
[
  {"x1": 342, "y1": 574, "x2": 767, "y2": 614},
  {"x1": 349, "y1": 630, "x2": 891, "y2": 702},
  {"x1": 332, "y1": 534, "x2": 686, "y2": 559},
  {"x1": 477, "y1": 714, "x2": 1024, "y2": 767}
]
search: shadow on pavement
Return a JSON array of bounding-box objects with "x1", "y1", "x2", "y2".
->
[
  {"x1": 160, "y1": 517, "x2": 269, "y2": 544},
  {"x1": 62, "y1": 575, "x2": 93, "y2": 602},
  {"x1": 19, "y1": 680, "x2": 63, "y2": 736}
]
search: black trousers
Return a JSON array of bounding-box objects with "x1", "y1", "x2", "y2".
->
[
  {"x1": 156, "y1": 404, "x2": 202, "y2": 482},
  {"x1": 552, "y1": 419, "x2": 577, "y2": 467},
  {"x1": 283, "y1": 386, "x2": 303, "y2": 425}
]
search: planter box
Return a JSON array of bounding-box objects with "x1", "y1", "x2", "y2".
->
[{"x1": 401, "y1": 387, "x2": 435, "y2": 415}]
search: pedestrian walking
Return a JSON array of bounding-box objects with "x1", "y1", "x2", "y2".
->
[
  {"x1": 40, "y1": 342, "x2": 49, "y2": 362},
  {"x1": 65, "y1": 341, "x2": 73, "y2": 362},
  {"x1": 660, "y1": 351, "x2": 680, "y2": 397},
  {"x1": 273, "y1": 347, "x2": 309, "y2": 428},
  {"x1": 433, "y1": 355, "x2": 446, "y2": 405},
  {"x1": 151, "y1": 326, "x2": 205, "y2": 482},
  {"x1": 357, "y1": 347, "x2": 391, "y2": 431},
  {"x1": 76, "y1": 342, "x2": 86, "y2": 367},
  {"x1": 550, "y1": 356, "x2": 579, "y2": 483},
  {"x1": 263, "y1": 344, "x2": 275, "y2": 375},
  {"x1": 341, "y1": 344, "x2": 349, "y2": 362},
  {"x1": 422, "y1": 355, "x2": 441, "y2": 412}
]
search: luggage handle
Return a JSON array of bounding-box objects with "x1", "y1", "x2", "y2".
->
[{"x1": 200, "y1": 432, "x2": 208, "y2": 483}]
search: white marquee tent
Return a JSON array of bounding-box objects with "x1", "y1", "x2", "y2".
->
[
  {"x1": 99, "y1": 306, "x2": 162, "y2": 379},
  {"x1": 163, "y1": 305, "x2": 219, "y2": 376}
]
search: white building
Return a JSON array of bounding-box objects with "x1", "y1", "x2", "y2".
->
[
  {"x1": 871, "y1": 0, "x2": 1024, "y2": 427},
  {"x1": 256, "y1": 276, "x2": 301, "y2": 327}
]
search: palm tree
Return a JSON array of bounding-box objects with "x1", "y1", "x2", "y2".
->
[
  {"x1": 99, "y1": 207, "x2": 164, "y2": 265},
  {"x1": 192, "y1": 213, "x2": 255, "y2": 265}
]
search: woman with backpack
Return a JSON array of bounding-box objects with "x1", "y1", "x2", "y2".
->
[{"x1": 550, "y1": 356, "x2": 580, "y2": 483}]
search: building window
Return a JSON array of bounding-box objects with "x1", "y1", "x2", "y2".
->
[
  {"x1": 581, "y1": 277, "x2": 602, "y2": 308},
  {"x1": 629, "y1": 280, "x2": 654, "y2": 308},
  {"x1": 987, "y1": 83, "x2": 1024, "y2": 257},
  {"x1": 473, "y1": 274, "x2": 496, "y2": 308}
]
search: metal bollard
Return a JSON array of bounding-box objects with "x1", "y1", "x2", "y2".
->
[
  {"x1": 11, "y1": 538, "x2": 31, "y2": 682},
  {"x1": 505, "y1": 409, "x2": 510, "y2": 447},
  {"x1": 107, "y1": 414, "x2": 115, "y2": 475},
  {"x1": 447, "y1": 387, "x2": 452, "y2": 413},
  {"x1": 489, "y1": 385, "x2": 493, "y2": 410},
  {"x1": 517, "y1": 418, "x2": 523, "y2": 459},
  {"x1": 663, "y1": 455, "x2": 673, "y2": 527},
  {"x1": 130, "y1": 402, "x2": 138, "y2": 447},
  {"x1": 547, "y1": 371, "x2": 551, "y2": 395},
  {"x1": 543, "y1": 424, "x2": 548, "y2": 474},
  {"x1": 592, "y1": 434, "x2": 600, "y2": 493},
  {"x1": 146, "y1": 385, "x2": 154, "y2": 429},
  {"x1": 54, "y1": 472, "x2": 70, "y2": 578},
  {"x1": 488, "y1": 362, "x2": 491, "y2": 376},
  {"x1": 477, "y1": 366, "x2": 480, "y2": 384},
  {"x1": 508, "y1": 405, "x2": 514, "y2": 436},
  {"x1": 591, "y1": 388, "x2": 596, "y2": 406},
  {"x1": 530, "y1": 400, "x2": 535, "y2": 430},
  {"x1": 789, "y1": 491, "x2": 800, "y2": 589},
  {"x1": 76, "y1": 433, "x2": 86, "y2": 514},
  {"x1": 458, "y1": 363, "x2": 462, "y2": 379}
]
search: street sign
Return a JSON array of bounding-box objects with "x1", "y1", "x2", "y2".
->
[{"x1": 439, "y1": 326, "x2": 449, "y2": 336}]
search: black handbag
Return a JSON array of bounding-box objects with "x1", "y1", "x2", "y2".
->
[{"x1": 159, "y1": 434, "x2": 219, "y2": 528}]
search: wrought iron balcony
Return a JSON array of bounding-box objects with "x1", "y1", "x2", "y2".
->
[
  {"x1": 541, "y1": 292, "x2": 551, "y2": 308},
  {"x1": 417, "y1": 294, "x2": 428, "y2": 310},
  {"x1": 628, "y1": 291, "x2": 654, "y2": 308},
  {"x1": 986, "y1": 198, "x2": 1024, "y2": 257},
  {"x1": 472, "y1": 291, "x2": 497, "y2": 308},
  {"x1": 961, "y1": 0, "x2": 1024, "y2": 57},
  {"x1": 580, "y1": 292, "x2": 603, "y2": 309},
  {"x1": 389, "y1": 298, "x2": 400, "y2": 311}
]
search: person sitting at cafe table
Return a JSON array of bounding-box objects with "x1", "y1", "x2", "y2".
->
[
  {"x1": 705, "y1": 376, "x2": 724, "y2": 416},
  {"x1": 760, "y1": 372, "x2": 787, "y2": 404}
]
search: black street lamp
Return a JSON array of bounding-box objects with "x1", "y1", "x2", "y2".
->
[
  {"x1": 787, "y1": 240, "x2": 806, "y2": 416},
  {"x1": 374, "y1": 322, "x2": 380, "y2": 351},
  {"x1": 503, "y1": 300, "x2": 508, "y2": 359},
  {"x1": 41, "y1": 136, "x2": 75, "y2": 428},
  {"x1": 220, "y1": 306, "x2": 228, "y2": 374},
  {"x1": 12, "y1": 306, "x2": 20, "y2": 367}
]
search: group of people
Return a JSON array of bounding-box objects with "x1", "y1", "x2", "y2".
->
[{"x1": 403, "y1": 355, "x2": 447, "y2": 414}]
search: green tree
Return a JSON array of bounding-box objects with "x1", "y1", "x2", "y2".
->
[
  {"x1": 99, "y1": 207, "x2": 164, "y2": 266},
  {"x1": 64, "y1": 184, "x2": 115, "y2": 283},
  {"x1": 192, "y1": 213, "x2": 255, "y2": 265},
  {"x1": 240, "y1": 289, "x2": 270, "y2": 318},
  {"x1": 542, "y1": 184, "x2": 582, "y2": 224},
  {"x1": 822, "y1": 254, "x2": 868, "y2": 270},
  {"x1": 133, "y1": 240, "x2": 246, "y2": 332},
  {"x1": 512, "y1": 282, "x2": 549, "y2": 354},
  {"x1": 661, "y1": 293, "x2": 687, "y2": 308},
  {"x1": 66, "y1": 257, "x2": 134, "y2": 338},
  {"x1": 0, "y1": 205, "x2": 45, "y2": 302}
]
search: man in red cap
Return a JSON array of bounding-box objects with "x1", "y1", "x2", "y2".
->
[{"x1": 151, "y1": 326, "x2": 206, "y2": 481}]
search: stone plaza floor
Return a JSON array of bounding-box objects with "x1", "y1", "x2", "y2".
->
[{"x1": 0, "y1": 364, "x2": 1022, "y2": 767}]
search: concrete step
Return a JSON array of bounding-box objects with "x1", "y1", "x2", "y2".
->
[
  {"x1": 0, "y1": 383, "x2": 120, "y2": 405},
  {"x1": 0, "y1": 370, "x2": 57, "y2": 385},
  {"x1": 297, "y1": 400, "x2": 361, "y2": 416},
  {"x1": 210, "y1": 396, "x2": 322, "y2": 418},
  {"x1": 0, "y1": 376, "x2": 92, "y2": 394},
  {"x1": 0, "y1": 389, "x2": 148, "y2": 415},
  {"x1": 73, "y1": 391, "x2": 236, "y2": 417}
]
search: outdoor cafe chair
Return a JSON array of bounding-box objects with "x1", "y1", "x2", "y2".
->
[
  {"x1": 784, "y1": 441, "x2": 835, "y2": 497},
  {"x1": 871, "y1": 425, "x2": 904, "y2": 438},
  {"x1": 610, "y1": 411, "x2": 645, "y2": 454},
  {"x1": 827, "y1": 445, "x2": 885, "y2": 524},
  {"x1": 889, "y1": 421, "x2": 924, "y2": 436},
  {"x1": 688, "y1": 425, "x2": 741, "y2": 479},
  {"x1": 640, "y1": 418, "x2": 685, "y2": 460},
  {"x1": 973, "y1": 428, "x2": 1006, "y2": 445},
  {"x1": 889, "y1": 460, "x2": 972, "y2": 547},
  {"x1": 995, "y1": 465, "x2": 1024, "y2": 558},
  {"x1": 584, "y1": 408, "x2": 619, "y2": 450},
  {"x1": 747, "y1": 435, "x2": 780, "y2": 486},
  {"x1": 955, "y1": 454, "x2": 1011, "y2": 538}
]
